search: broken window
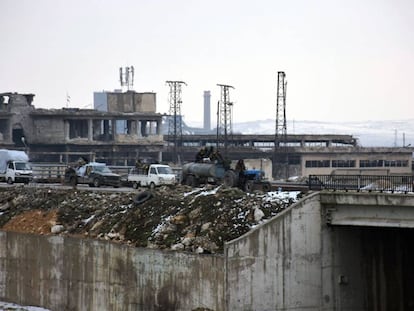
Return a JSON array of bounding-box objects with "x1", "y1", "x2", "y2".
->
[
  {"x1": 91, "y1": 119, "x2": 114, "y2": 141},
  {"x1": 0, "y1": 95, "x2": 10, "y2": 111},
  {"x1": 0, "y1": 119, "x2": 9, "y2": 141},
  {"x1": 69, "y1": 120, "x2": 88, "y2": 139}
]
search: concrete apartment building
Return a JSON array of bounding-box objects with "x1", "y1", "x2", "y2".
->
[
  {"x1": 0, "y1": 91, "x2": 164, "y2": 164},
  {"x1": 299, "y1": 146, "x2": 413, "y2": 176}
]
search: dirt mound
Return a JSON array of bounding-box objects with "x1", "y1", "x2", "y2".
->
[
  {"x1": 0, "y1": 185, "x2": 302, "y2": 253},
  {"x1": 2, "y1": 209, "x2": 58, "y2": 235}
]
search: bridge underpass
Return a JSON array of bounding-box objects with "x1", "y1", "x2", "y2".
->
[
  {"x1": 225, "y1": 192, "x2": 414, "y2": 311},
  {"x1": 321, "y1": 194, "x2": 414, "y2": 310},
  {"x1": 329, "y1": 226, "x2": 414, "y2": 310}
]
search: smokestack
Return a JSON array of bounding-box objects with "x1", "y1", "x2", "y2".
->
[{"x1": 203, "y1": 90, "x2": 211, "y2": 131}]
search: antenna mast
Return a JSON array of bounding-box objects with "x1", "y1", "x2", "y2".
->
[
  {"x1": 166, "y1": 80, "x2": 187, "y2": 164},
  {"x1": 119, "y1": 66, "x2": 135, "y2": 91},
  {"x1": 216, "y1": 84, "x2": 234, "y2": 157},
  {"x1": 273, "y1": 71, "x2": 288, "y2": 179}
]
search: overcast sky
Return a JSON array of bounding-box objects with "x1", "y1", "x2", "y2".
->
[{"x1": 1, "y1": 0, "x2": 413, "y2": 125}]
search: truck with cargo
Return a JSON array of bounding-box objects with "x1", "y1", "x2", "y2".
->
[
  {"x1": 0, "y1": 149, "x2": 33, "y2": 184},
  {"x1": 64, "y1": 162, "x2": 121, "y2": 188},
  {"x1": 181, "y1": 160, "x2": 272, "y2": 192},
  {"x1": 128, "y1": 164, "x2": 176, "y2": 189}
]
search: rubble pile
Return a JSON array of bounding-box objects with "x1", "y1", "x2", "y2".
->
[{"x1": 0, "y1": 185, "x2": 302, "y2": 254}]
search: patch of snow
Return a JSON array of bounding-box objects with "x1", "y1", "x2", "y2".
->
[
  {"x1": 263, "y1": 191, "x2": 300, "y2": 202},
  {"x1": 0, "y1": 301, "x2": 51, "y2": 311},
  {"x1": 195, "y1": 186, "x2": 222, "y2": 198},
  {"x1": 183, "y1": 187, "x2": 206, "y2": 197},
  {"x1": 82, "y1": 214, "x2": 95, "y2": 224},
  {"x1": 152, "y1": 215, "x2": 172, "y2": 235},
  {"x1": 184, "y1": 186, "x2": 223, "y2": 198},
  {"x1": 253, "y1": 207, "x2": 265, "y2": 222},
  {"x1": 287, "y1": 176, "x2": 300, "y2": 181}
]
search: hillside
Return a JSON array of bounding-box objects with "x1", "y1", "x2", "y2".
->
[{"x1": 0, "y1": 185, "x2": 302, "y2": 254}]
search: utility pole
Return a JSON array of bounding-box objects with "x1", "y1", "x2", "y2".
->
[
  {"x1": 166, "y1": 80, "x2": 186, "y2": 164},
  {"x1": 216, "y1": 84, "x2": 234, "y2": 158},
  {"x1": 273, "y1": 71, "x2": 288, "y2": 179}
]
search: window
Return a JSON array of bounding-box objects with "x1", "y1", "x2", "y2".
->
[
  {"x1": 384, "y1": 160, "x2": 408, "y2": 167},
  {"x1": 305, "y1": 160, "x2": 330, "y2": 168},
  {"x1": 360, "y1": 160, "x2": 384, "y2": 167},
  {"x1": 332, "y1": 160, "x2": 356, "y2": 168}
]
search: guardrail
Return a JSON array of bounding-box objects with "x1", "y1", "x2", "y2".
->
[
  {"x1": 308, "y1": 175, "x2": 413, "y2": 193},
  {"x1": 30, "y1": 163, "x2": 135, "y2": 183},
  {"x1": 31, "y1": 163, "x2": 67, "y2": 183},
  {"x1": 30, "y1": 164, "x2": 182, "y2": 184}
]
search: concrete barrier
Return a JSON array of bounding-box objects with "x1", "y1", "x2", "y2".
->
[
  {"x1": 1, "y1": 192, "x2": 414, "y2": 310},
  {"x1": 0, "y1": 233, "x2": 224, "y2": 311}
]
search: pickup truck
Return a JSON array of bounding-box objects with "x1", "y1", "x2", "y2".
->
[
  {"x1": 128, "y1": 164, "x2": 176, "y2": 189},
  {"x1": 0, "y1": 149, "x2": 33, "y2": 184},
  {"x1": 64, "y1": 162, "x2": 121, "y2": 188}
]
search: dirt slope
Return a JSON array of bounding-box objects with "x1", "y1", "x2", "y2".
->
[{"x1": 0, "y1": 185, "x2": 302, "y2": 254}]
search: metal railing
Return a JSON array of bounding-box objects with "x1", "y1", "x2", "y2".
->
[
  {"x1": 308, "y1": 174, "x2": 413, "y2": 193},
  {"x1": 31, "y1": 163, "x2": 67, "y2": 182},
  {"x1": 30, "y1": 164, "x2": 182, "y2": 184},
  {"x1": 31, "y1": 164, "x2": 134, "y2": 183}
]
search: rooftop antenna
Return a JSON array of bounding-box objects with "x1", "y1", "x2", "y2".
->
[
  {"x1": 66, "y1": 92, "x2": 71, "y2": 108},
  {"x1": 119, "y1": 66, "x2": 135, "y2": 91}
]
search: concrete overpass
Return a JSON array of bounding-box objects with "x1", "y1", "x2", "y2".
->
[
  {"x1": 1, "y1": 191, "x2": 413, "y2": 310},
  {"x1": 226, "y1": 191, "x2": 414, "y2": 310},
  {"x1": 170, "y1": 133, "x2": 358, "y2": 148}
]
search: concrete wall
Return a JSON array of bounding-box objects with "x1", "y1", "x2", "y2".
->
[
  {"x1": 2, "y1": 193, "x2": 414, "y2": 310},
  {"x1": 31, "y1": 118, "x2": 66, "y2": 144},
  {"x1": 107, "y1": 92, "x2": 156, "y2": 113},
  {"x1": 0, "y1": 232, "x2": 224, "y2": 311},
  {"x1": 7, "y1": 95, "x2": 35, "y2": 145},
  {"x1": 225, "y1": 193, "x2": 323, "y2": 310},
  {"x1": 225, "y1": 192, "x2": 414, "y2": 310}
]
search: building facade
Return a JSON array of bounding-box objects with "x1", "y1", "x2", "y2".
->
[
  {"x1": 0, "y1": 92, "x2": 164, "y2": 165},
  {"x1": 1, "y1": 92, "x2": 412, "y2": 177},
  {"x1": 299, "y1": 147, "x2": 413, "y2": 176}
]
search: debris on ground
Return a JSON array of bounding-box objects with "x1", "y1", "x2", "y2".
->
[{"x1": 0, "y1": 185, "x2": 303, "y2": 254}]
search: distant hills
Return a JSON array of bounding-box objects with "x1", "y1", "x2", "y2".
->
[
  {"x1": 234, "y1": 119, "x2": 414, "y2": 147},
  {"x1": 183, "y1": 119, "x2": 414, "y2": 147}
]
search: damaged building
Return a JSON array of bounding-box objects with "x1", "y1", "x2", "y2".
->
[
  {"x1": 0, "y1": 91, "x2": 164, "y2": 165},
  {"x1": 0, "y1": 91, "x2": 412, "y2": 179}
]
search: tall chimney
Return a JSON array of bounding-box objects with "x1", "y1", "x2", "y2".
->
[{"x1": 203, "y1": 90, "x2": 211, "y2": 131}]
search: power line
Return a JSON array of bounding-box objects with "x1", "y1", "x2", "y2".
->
[
  {"x1": 216, "y1": 84, "x2": 234, "y2": 157},
  {"x1": 166, "y1": 80, "x2": 187, "y2": 164}
]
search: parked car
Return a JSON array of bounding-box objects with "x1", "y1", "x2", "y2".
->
[
  {"x1": 127, "y1": 164, "x2": 176, "y2": 189},
  {"x1": 64, "y1": 162, "x2": 121, "y2": 188}
]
